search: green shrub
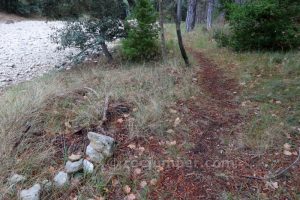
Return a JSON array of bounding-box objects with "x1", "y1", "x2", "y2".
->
[
  {"x1": 52, "y1": 0, "x2": 126, "y2": 62},
  {"x1": 219, "y1": 0, "x2": 300, "y2": 51},
  {"x1": 213, "y1": 26, "x2": 231, "y2": 47},
  {"x1": 121, "y1": 0, "x2": 160, "y2": 61}
]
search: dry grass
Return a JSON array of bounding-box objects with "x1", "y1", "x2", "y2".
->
[
  {"x1": 0, "y1": 48, "x2": 198, "y2": 198},
  {"x1": 188, "y1": 25, "x2": 300, "y2": 153}
]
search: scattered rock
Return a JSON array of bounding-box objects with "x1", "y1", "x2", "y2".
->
[
  {"x1": 173, "y1": 117, "x2": 181, "y2": 127},
  {"x1": 127, "y1": 144, "x2": 136, "y2": 149},
  {"x1": 87, "y1": 132, "x2": 115, "y2": 157},
  {"x1": 124, "y1": 193, "x2": 136, "y2": 200},
  {"x1": 169, "y1": 109, "x2": 177, "y2": 114},
  {"x1": 283, "y1": 150, "x2": 292, "y2": 156},
  {"x1": 150, "y1": 178, "x2": 157, "y2": 186},
  {"x1": 65, "y1": 159, "x2": 83, "y2": 174},
  {"x1": 53, "y1": 171, "x2": 69, "y2": 187},
  {"x1": 20, "y1": 184, "x2": 41, "y2": 200},
  {"x1": 68, "y1": 154, "x2": 82, "y2": 162},
  {"x1": 166, "y1": 129, "x2": 175, "y2": 134},
  {"x1": 284, "y1": 143, "x2": 291, "y2": 150},
  {"x1": 83, "y1": 159, "x2": 94, "y2": 174},
  {"x1": 8, "y1": 174, "x2": 26, "y2": 185},
  {"x1": 86, "y1": 144, "x2": 104, "y2": 163},
  {"x1": 123, "y1": 185, "x2": 131, "y2": 194}
]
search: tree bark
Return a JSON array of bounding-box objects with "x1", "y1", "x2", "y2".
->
[
  {"x1": 186, "y1": 0, "x2": 198, "y2": 32},
  {"x1": 196, "y1": 0, "x2": 207, "y2": 24},
  {"x1": 206, "y1": 0, "x2": 213, "y2": 30},
  {"x1": 175, "y1": 0, "x2": 190, "y2": 67},
  {"x1": 158, "y1": 0, "x2": 167, "y2": 62},
  {"x1": 100, "y1": 42, "x2": 113, "y2": 62}
]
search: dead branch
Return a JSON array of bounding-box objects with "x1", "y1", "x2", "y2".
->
[
  {"x1": 269, "y1": 148, "x2": 300, "y2": 179},
  {"x1": 241, "y1": 147, "x2": 300, "y2": 181},
  {"x1": 101, "y1": 93, "x2": 110, "y2": 125}
]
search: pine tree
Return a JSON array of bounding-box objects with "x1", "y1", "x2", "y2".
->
[{"x1": 122, "y1": 0, "x2": 159, "y2": 61}]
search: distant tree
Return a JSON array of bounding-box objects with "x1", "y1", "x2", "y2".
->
[
  {"x1": 206, "y1": 0, "x2": 214, "y2": 30},
  {"x1": 186, "y1": 0, "x2": 198, "y2": 32},
  {"x1": 0, "y1": 0, "x2": 18, "y2": 13},
  {"x1": 158, "y1": 0, "x2": 167, "y2": 62},
  {"x1": 122, "y1": 0, "x2": 159, "y2": 61}
]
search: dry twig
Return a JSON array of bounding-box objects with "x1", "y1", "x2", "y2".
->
[{"x1": 242, "y1": 148, "x2": 300, "y2": 181}]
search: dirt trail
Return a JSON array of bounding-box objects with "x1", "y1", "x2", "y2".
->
[
  {"x1": 153, "y1": 51, "x2": 300, "y2": 199},
  {"x1": 152, "y1": 50, "x2": 242, "y2": 199}
]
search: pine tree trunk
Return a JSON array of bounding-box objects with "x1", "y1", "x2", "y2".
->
[
  {"x1": 186, "y1": 0, "x2": 197, "y2": 32},
  {"x1": 100, "y1": 42, "x2": 113, "y2": 62},
  {"x1": 196, "y1": 0, "x2": 207, "y2": 24},
  {"x1": 175, "y1": 0, "x2": 190, "y2": 67},
  {"x1": 158, "y1": 0, "x2": 167, "y2": 62},
  {"x1": 206, "y1": 0, "x2": 213, "y2": 30}
]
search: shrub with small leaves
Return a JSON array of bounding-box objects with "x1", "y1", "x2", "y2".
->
[
  {"x1": 52, "y1": 18, "x2": 125, "y2": 62},
  {"x1": 52, "y1": 0, "x2": 126, "y2": 62}
]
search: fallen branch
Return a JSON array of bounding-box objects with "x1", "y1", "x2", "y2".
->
[
  {"x1": 269, "y1": 147, "x2": 300, "y2": 179},
  {"x1": 242, "y1": 147, "x2": 300, "y2": 181},
  {"x1": 102, "y1": 94, "x2": 110, "y2": 122}
]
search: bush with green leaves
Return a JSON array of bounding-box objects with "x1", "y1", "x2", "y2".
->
[
  {"x1": 213, "y1": 26, "x2": 232, "y2": 48},
  {"x1": 52, "y1": 0, "x2": 126, "y2": 62},
  {"x1": 122, "y1": 0, "x2": 160, "y2": 61},
  {"x1": 222, "y1": 0, "x2": 300, "y2": 51},
  {"x1": 53, "y1": 18, "x2": 125, "y2": 62}
]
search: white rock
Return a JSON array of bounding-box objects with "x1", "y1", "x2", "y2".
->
[
  {"x1": 83, "y1": 159, "x2": 94, "y2": 174},
  {"x1": 68, "y1": 154, "x2": 82, "y2": 162},
  {"x1": 87, "y1": 132, "x2": 115, "y2": 157},
  {"x1": 65, "y1": 159, "x2": 83, "y2": 173},
  {"x1": 8, "y1": 174, "x2": 26, "y2": 185},
  {"x1": 86, "y1": 144, "x2": 104, "y2": 163},
  {"x1": 53, "y1": 171, "x2": 69, "y2": 187},
  {"x1": 20, "y1": 184, "x2": 41, "y2": 200}
]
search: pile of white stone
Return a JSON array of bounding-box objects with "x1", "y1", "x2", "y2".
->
[{"x1": 7, "y1": 132, "x2": 115, "y2": 200}]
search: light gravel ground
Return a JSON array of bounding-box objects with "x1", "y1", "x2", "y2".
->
[{"x1": 0, "y1": 20, "x2": 78, "y2": 88}]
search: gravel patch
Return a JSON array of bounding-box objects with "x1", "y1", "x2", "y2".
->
[{"x1": 0, "y1": 20, "x2": 78, "y2": 88}]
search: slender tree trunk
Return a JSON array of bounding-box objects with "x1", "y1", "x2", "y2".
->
[
  {"x1": 158, "y1": 0, "x2": 167, "y2": 62},
  {"x1": 175, "y1": 0, "x2": 190, "y2": 66},
  {"x1": 206, "y1": 0, "x2": 213, "y2": 30},
  {"x1": 196, "y1": 0, "x2": 207, "y2": 24},
  {"x1": 186, "y1": 0, "x2": 197, "y2": 32},
  {"x1": 100, "y1": 42, "x2": 113, "y2": 62}
]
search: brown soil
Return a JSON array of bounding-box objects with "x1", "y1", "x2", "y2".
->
[
  {"x1": 0, "y1": 12, "x2": 24, "y2": 22},
  {"x1": 150, "y1": 50, "x2": 300, "y2": 199}
]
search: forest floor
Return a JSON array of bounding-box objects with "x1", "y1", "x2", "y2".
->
[{"x1": 0, "y1": 23, "x2": 299, "y2": 199}]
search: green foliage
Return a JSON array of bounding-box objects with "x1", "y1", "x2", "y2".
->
[
  {"x1": 221, "y1": 0, "x2": 300, "y2": 51},
  {"x1": 213, "y1": 26, "x2": 231, "y2": 47},
  {"x1": 52, "y1": 0, "x2": 126, "y2": 62},
  {"x1": 53, "y1": 18, "x2": 125, "y2": 62},
  {"x1": 0, "y1": 0, "x2": 127, "y2": 18},
  {"x1": 121, "y1": 0, "x2": 160, "y2": 61}
]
